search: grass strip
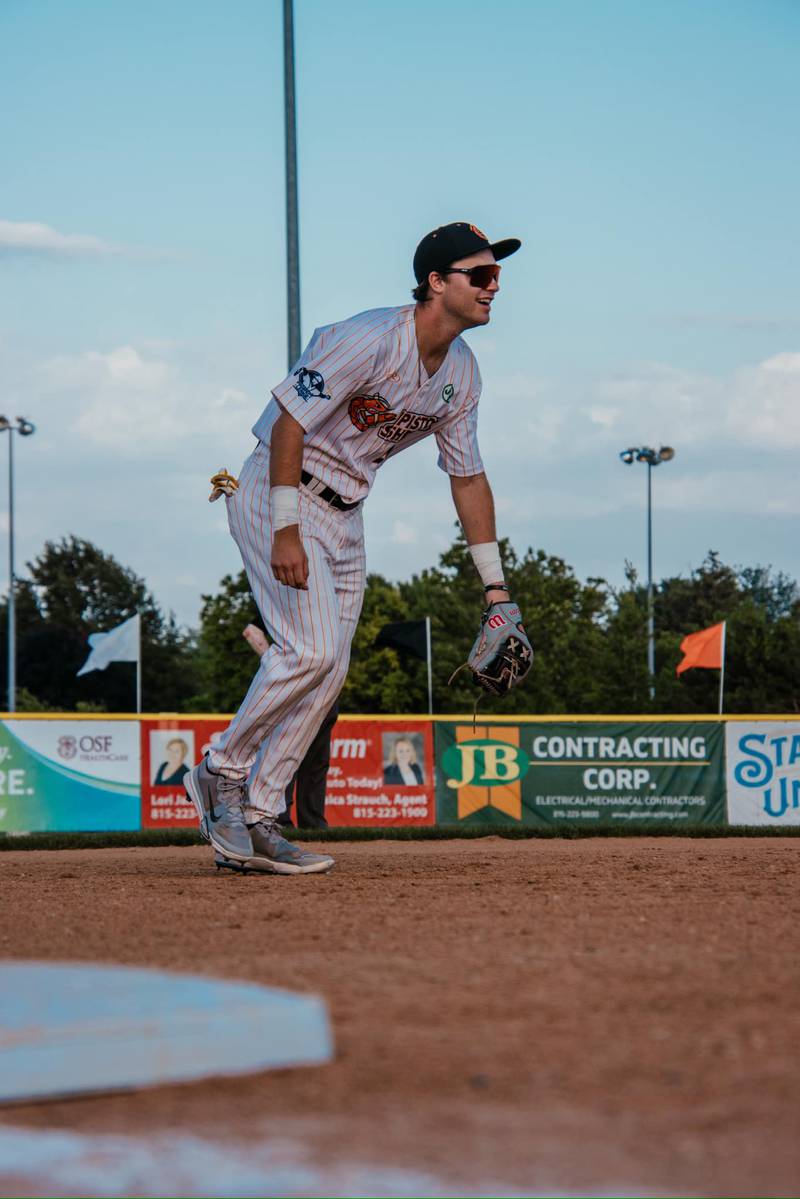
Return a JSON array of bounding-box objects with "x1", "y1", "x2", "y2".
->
[{"x1": 0, "y1": 824, "x2": 798, "y2": 851}]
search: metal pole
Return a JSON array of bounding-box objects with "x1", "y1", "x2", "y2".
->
[
  {"x1": 718, "y1": 621, "x2": 727, "y2": 716},
  {"x1": 283, "y1": 0, "x2": 301, "y2": 370},
  {"x1": 7, "y1": 432, "x2": 14, "y2": 713},
  {"x1": 136, "y1": 614, "x2": 142, "y2": 714},
  {"x1": 425, "y1": 615, "x2": 433, "y2": 715},
  {"x1": 646, "y1": 461, "x2": 654, "y2": 700}
]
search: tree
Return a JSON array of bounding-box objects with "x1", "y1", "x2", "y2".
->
[
  {"x1": 342, "y1": 529, "x2": 612, "y2": 716},
  {"x1": 619, "y1": 552, "x2": 800, "y2": 714},
  {"x1": 190, "y1": 571, "x2": 262, "y2": 712},
  {"x1": 191, "y1": 538, "x2": 800, "y2": 718},
  {"x1": 339, "y1": 573, "x2": 423, "y2": 713},
  {"x1": 0, "y1": 536, "x2": 197, "y2": 712},
  {"x1": 592, "y1": 564, "x2": 652, "y2": 713}
]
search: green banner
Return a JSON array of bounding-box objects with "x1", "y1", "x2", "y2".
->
[{"x1": 435, "y1": 720, "x2": 726, "y2": 827}]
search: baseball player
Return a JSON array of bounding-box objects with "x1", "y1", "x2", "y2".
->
[{"x1": 186, "y1": 221, "x2": 524, "y2": 874}]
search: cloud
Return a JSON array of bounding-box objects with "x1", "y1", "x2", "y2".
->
[
  {"x1": 391, "y1": 521, "x2": 418, "y2": 545},
  {"x1": 37, "y1": 344, "x2": 258, "y2": 459},
  {"x1": 480, "y1": 352, "x2": 800, "y2": 461},
  {"x1": 672, "y1": 313, "x2": 800, "y2": 332},
  {"x1": 728, "y1": 352, "x2": 800, "y2": 449},
  {"x1": 0, "y1": 219, "x2": 119, "y2": 257},
  {"x1": 212, "y1": 387, "x2": 250, "y2": 411},
  {"x1": 0, "y1": 219, "x2": 171, "y2": 260},
  {"x1": 588, "y1": 353, "x2": 800, "y2": 453},
  {"x1": 7, "y1": 336, "x2": 800, "y2": 626},
  {"x1": 41, "y1": 346, "x2": 171, "y2": 391},
  {"x1": 477, "y1": 373, "x2": 566, "y2": 464},
  {"x1": 472, "y1": 349, "x2": 800, "y2": 578},
  {"x1": 39, "y1": 346, "x2": 180, "y2": 448}
]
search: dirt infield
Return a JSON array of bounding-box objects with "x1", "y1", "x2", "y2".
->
[{"x1": 1, "y1": 837, "x2": 798, "y2": 1197}]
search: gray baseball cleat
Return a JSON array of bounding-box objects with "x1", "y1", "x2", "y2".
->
[
  {"x1": 214, "y1": 855, "x2": 252, "y2": 874},
  {"x1": 246, "y1": 818, "x2": 335, "y2": 875},
  {"x1": 184, "y1": 756, "x2": 253, "y2": 863}
]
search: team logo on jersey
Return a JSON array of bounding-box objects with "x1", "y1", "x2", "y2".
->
[
  {"x1": 441, "y1": 383, "x2": 454, "y2": 404},
  {"x1": 469, "y1": 224, "x2": 488, "y2": 241},
  {"x1": 348, "y1": 393, "x2": 395, "y2": 432},
  {"x1": 293, "y1": 367, "x2": 331, "y2": 402},
  {"x1": 377, "y1": 410, "x2": 439, "y2": 444}
]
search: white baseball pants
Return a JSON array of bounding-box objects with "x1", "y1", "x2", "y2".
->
[{"x1": 209, "y1": 441, "x2": 366, "y2": 821}]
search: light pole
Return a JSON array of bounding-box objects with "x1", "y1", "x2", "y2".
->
[
  {"x1": 0, "y1": 417, "x2": 36, "y2": 712},
  {"x1": 619, "y1": 445, "x2": 675, "y2": 699},
  {"x1": 283, "y1": 0, "x2": 301, "y2": 370}
]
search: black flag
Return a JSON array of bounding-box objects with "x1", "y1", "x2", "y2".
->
[{"x1": 374, "y1": 619, "x2": 427, "y2": 661}]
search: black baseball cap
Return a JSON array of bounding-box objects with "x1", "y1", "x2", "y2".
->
[{"x1": 413, "y1": 221, "x2": 521, "y2": 284}]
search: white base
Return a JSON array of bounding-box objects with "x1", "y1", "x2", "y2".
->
[{"x1": 0, "y1": 960, "x2": 332, "y2": 1103}]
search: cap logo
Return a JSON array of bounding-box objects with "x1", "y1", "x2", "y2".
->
[{"x1": 469, "y1": 224, "x2": 488, "y2": 241}]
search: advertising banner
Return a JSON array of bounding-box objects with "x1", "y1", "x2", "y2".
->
[
  {"x1": 141, "y1": 718, "x2": 226, "y2": 828},
  {"x1": 324, "y1": 719, "x2": 435, "y2": 827},
  {"x1": 435, "y1": 720, "x2": 726, "y2": 827},
  {"x1": 0, "y1": 719, "x2": 140, "y2": 832},
  {"x1": 140, "y1": 716, "x2": 436, "y2": 829},
  {"x1": 725, "y1": 721, "x2": 800, "y2": 826}
]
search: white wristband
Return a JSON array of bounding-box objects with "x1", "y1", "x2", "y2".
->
[
  {"x1": 469, "y1": 541, "x2": 504, "y2": 588},
  {"x1": 270, "y1": 486, "x2": 299, "y2": 531}
]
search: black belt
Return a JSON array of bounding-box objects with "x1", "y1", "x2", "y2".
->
[{"x1": 300, "y1": 470, "x2": 361, "y2": 511}]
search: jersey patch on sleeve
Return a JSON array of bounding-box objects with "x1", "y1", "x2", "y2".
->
[{"x1": 293, "y1": 367, "x2": 331, "y2": 402}]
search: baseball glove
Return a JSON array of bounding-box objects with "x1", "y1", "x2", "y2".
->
[{"x1": 449, "y1": 600, "x2": 534, "y2": 699}]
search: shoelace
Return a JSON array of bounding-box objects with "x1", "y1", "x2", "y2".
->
[
  {"x1": 250, "y1": 819, "x2": 302, "y2": 856},
  {"x1": 215, "y1": 774, "x2": 249, "y2": 828},
  {"x1": 254, "y1": 818, "x2": 285, "y2": 843}
]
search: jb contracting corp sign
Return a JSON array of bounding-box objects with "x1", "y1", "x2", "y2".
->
[{"x1": 435, "y1": 720, "x2": 726, "y2": 828}]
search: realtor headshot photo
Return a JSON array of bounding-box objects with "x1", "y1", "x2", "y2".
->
[
  {"x1": 150, "y1": 732, "x2": 194, "y2": 787},
  {"x1": 382, "y1": 733, "x2": 426, "y2": 787}
]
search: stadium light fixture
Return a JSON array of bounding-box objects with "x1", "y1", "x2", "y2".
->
[
  {"x1": 0, "y1": 416, "x2": 37, "y2": 711},
  {"x1": 618, "y1": 445, "x2": 677, "y2": 699}
]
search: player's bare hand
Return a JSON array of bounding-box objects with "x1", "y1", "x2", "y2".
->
[{"x1": 271, "y1": 526, "x2": 309, "y2": 590}]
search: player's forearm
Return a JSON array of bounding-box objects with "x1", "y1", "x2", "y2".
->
[
  {"x1": 269, "y1": 409, "x2": 305, "y2": 486},
  {"x1": 269, "y1": 407, "x2": 309, "y2": 588},
  {"x1": 449, "y1": 472, "x2": 497, "y2": 544},
  {"x1": 450, "y1": 473, "x2": 509, "y2": 602}
]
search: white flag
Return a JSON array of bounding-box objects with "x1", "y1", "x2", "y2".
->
[{"x1": 77, "y1": 614, "x2": 140, "y2": 677}]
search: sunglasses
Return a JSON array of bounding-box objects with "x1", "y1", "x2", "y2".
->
[{"x1": 440, "y1": 263, "x2": 501, "y2": 289}]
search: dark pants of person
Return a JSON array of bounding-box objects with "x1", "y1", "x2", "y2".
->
[{"x1": 279, "y1": 700, "x2": 339, "y2": 829}]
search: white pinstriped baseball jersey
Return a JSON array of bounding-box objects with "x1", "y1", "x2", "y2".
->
[
  {"x1": 208, "y1": 304, "x2": 487, "y2": 821},
  {"x1": 252, "y1": 304, "x2": 484, "y2": 500}
]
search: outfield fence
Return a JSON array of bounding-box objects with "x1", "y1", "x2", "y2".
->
[{"x1": 0, "y1": 713, "x2": 797, "y2": 833}]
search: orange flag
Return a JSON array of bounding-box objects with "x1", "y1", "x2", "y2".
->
[{"x1": 676, "y1": 621, "x2": 726, "y2": 675}]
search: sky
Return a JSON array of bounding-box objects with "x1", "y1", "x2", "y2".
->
[{"x1": 1, "y1": 0, "x2": 798, "y2": 628}]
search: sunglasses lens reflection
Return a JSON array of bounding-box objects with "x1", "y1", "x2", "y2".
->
[{"x1": 470, "y1": 265, "x2": 500, "y2": 288}]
